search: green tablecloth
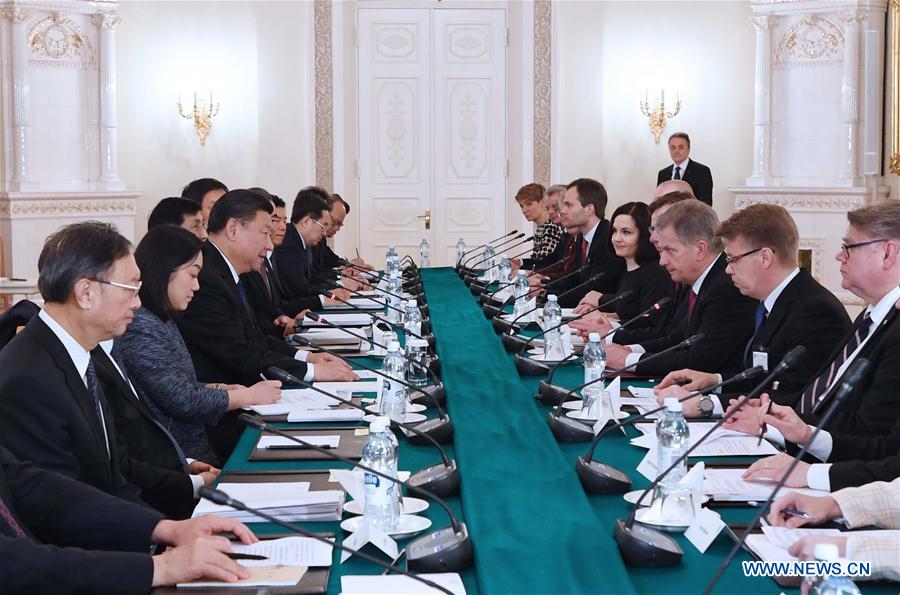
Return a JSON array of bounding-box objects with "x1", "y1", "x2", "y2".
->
[{"x1": 221, "y1": 267, "x2": 893, "y2": 594}]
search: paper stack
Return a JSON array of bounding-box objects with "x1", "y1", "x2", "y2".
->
[
  {"x1": 193, "y1": 482, "x2": 345, "y2": 523},
  {"x1": 300, "y1": 313, "x2": 374, "y2": 327}
]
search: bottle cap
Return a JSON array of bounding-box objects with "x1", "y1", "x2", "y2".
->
[
  {"x1": 390, "y1": 271, "x2": 399, "y2": 278},
  {"x1": 813, "y1": 543, "x2": 840, "y2": 561},
  {"x1": 664, "y1": 398, "x2": 683, "y2": 412},
  {"x1": 547, "y1": 294, "x2": 558, "y2": 302},
  {"x1": 387, "y1": 341, "x2": 401, "y2": 352},
  {"x1": 401, "y1": 300, "x2": 410, "y2": 309},
  {"x1": 517, "y1": 270, "x2": 527, "y2": 277},
  {"x1": 589, "y1": 332, "x2": 601, "y2": 343},
  {"x1": 370, "y1": 416, "x2": 390, "y2": 433},
  {"x1": 502, "y1": 253, "x2": 509, "y2": 259}
]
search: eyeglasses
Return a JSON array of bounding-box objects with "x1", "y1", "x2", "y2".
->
[
  {"x1": 840, "y1": 238, "x2": 888, "y2": 259},
  {"x1": 724, "y1": 247, "x2": 764, "y2": 266},
  {"x1": 312, "y1": 218, "x2": 330, "y2": 232},
  {"x1": 93, "y1": 279, "x2": 142, "y2": 297}
]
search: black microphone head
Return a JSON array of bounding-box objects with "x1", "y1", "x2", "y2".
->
[
  {"x1": 653, "y1": 296, "x2": 672, "y2": 308},
  {"x1": 616, "y1": 289, "x2": 635, "y2": 301},
  {"x1": 774, "y1": 345, "x2": 806, "y2": 373},
  {"x1": 523, "y1": 235, "x2": 535, "y2": 242},
  {"x1": 292, "y1": 334, "x2": 312, "y2": 346},
  {"x1": 684, "y1": 333, "x2": 705, "y2": 346},
  {"x1": 238, "y1": 412, "x2": 265, "y2": 429},
  {"x1": 305, "y1": 311, "x2": 321, "y2": 321},
  {"x1": 841, "y1": 357, "x2": 870, "y2": 390},
  {"x1": 267, "y1": 366, "x2": 302, "y2": 385},
  {"x1": 198, "y1": 486, "x2": 231, "y2": 505},
  {"x1": 588, "y1": 272, "x2": 606, "y2": 283},
  {"x1": 736, "y1": 365, "x2": 765, "y2": 382}
]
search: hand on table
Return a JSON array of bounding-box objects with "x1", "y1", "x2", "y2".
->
[
  {"x1": 656, "y1": 369, "x2": 719, "y2": 393},
  {"x1": 307, "y1": 352, "x2": 352, "y2": 369},
  {"x1": 152, "y1": 516, "x2": 257, "y2": 548},
  {"x1": 576, "y1": 291, "x2": 602, "y2": 310},
  {"x1": 604, "y1": 343, "x2": 632, "y2": 369},
  {"x1": 274, "y1": 315, "x2": 296, "y2": 336},
  {"x1": 151, "y1": 536, "x2": 250, "y2": 586},
  {"x1": 721, "y1": 397, "x2": 763, "y2": 435},
  {"x1": 188, "y1": 460, "x2": 221, "y2": 486},
  {"x1": 568, "y1": 312, "x2": 613, "y2": 338},
  {"x1": 741, "y1": 453, "x2": 810, "y2": 488},
  {"x1": 767, "y1": 492, "x2": 841, "y2": 528},
  {"x1": 757, "y1": 394, "x2": 813, "y2": 445},
  {"x1": 313, "y1": 361, "x2": 359, "y2": 381}
]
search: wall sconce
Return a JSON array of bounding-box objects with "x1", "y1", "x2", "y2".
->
[
  {"x1": 177, "y1": 92, "x2": 220, "y2": 146},
  {"x1": 640, "y1": 89, "x2": 681, "y2": 144}
]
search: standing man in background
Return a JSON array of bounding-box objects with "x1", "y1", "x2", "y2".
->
[{"x1": 657, "y1": 132, "x2": 713, "y2": 205}]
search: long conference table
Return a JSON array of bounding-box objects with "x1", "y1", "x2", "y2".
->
[{"x1": 218, "y1": 267, "x2": 892, "y2": 594}]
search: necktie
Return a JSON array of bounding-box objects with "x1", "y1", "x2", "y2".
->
[
  {"x1": 687, "y1": 290, "x2": 698, "y2": 321},
  {"x1": 84, "y1": 361, "x2": 105, "y2": 434},
  {"x1": 0, "y1": 493, "x2": 26, "y2": 537},
  {"x1": 581, "y1": 238, "x2": 589, "y2": 263},
  {"x1": 236, "y1": 278, "x2": 248, "y2": 305},
  {"x1": 797, "y1": 313, "x2": 873, "y2": 415},
  {"x1": 674, "y1": 166, "x2": 682, "y2": 180},
  {"x1": 743, "y1": 303, "x2": 767, "y2": 366},
  {"x1": 259, "y1": 264, "x2": 273, "y2": 303}
]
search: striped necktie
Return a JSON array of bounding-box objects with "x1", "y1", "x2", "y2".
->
[
  {"x1": 797, "y1": 313, "x2": 873, "y2": 415},
  {"x1": 0, "y1": 493, "x2": 26, "y2": 537}
]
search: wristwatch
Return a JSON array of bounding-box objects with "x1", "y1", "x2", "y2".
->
[{"x1": 698, "y1": 394, "x2": 715, "y2": 418}]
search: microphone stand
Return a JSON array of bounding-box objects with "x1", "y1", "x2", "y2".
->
[
  {"x1": 468, "y1": 247, "x2": 534, "y2": 296},
  {"x1": 198, "y1": 487, "x2": 455, "y2": 594},
  {"x1": 612, "y1": 346, "x2": 806, "y2": 568},
  {"x1": 702, "y1": 358, "x2": 870, "y2": 594},
  {"x1": 236, "y1": 415, "x2": 472, "y2": 573},
  {"x1": 460, "y1": 232, "x2": 524, "y2": 270},
  {"x1": 455, "y1": 230, "x2": 518, "y2": 273},
  {"x1": 464, "y1": 236, "x2": 533, "y2": 286},
  {"x1": 492, "y1": 268, "x2": 597, "y2": 337}
]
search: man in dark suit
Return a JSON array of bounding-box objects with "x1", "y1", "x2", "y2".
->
[
  {"x1": 653, "y1": 204, "x2": 851, "y2": 415},
  {"x1": 604, "y1": 200, "x2": 758, "y2": 376},
  {"x1": 0, "y1": 222, "x2": 202, "y2": 518},
  {"x1": 656, "y1": 132, "x2": 713, "y2": 205},
  {"x1": 176, "y1": 189, "x2": 356, "y2": 388},
  {"x1": 733, "y1": 201, "x2": 900, "y2": 491},
  {"x1": 0, "y1": 446, "x2": 255, "y2": 592},
  {"x1": 555, "y1": 178, "x2": 625, "y2": 307}
]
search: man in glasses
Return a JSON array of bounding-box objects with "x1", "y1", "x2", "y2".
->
[
  {"x1": 0, "y1": 221, "x2": 202, "y2": 517},
  {"x1": 654, "y1": 204, "x2": 850, "y2": 417}
]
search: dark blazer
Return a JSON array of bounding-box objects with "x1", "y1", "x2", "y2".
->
[
  {"x1": 718, "y1": 269, "x2": 851, "y2": 404},
  {"x1": 614, "y1": 281, "x2": 689, "y2": 345},
  {"x1": 657, "y1": 159, "x2": 713, "y2": 205},
  {"x1": 313, "y1": 239, "x2": 342, "y2": 272},
  {"x1": 827, "y1": 418, "x2": 900, "y2": 490},
  {"x1": 177, "y1": 241, "x2": 308, "y2": 387},
  {"x1": 0, "y1": 316, "x2": 141, "y2": 504},
  {"x1": 273, "y1": 224, "x2": 331, "y2": 302},
  {"x1": 241, "y1": 265, "x2": 286, "y2": 340},
  {"x1": 557, "y1": 219, "x2": 625, "y2": 307},
  {"x1": 92, "y1": 347, "x2": 196, "y2": 520},
  {"x1": 0, "y1": 446, "x2": 159, "y2": 594},
  {"x1": 634, "y1": 253, "x2": 757, "y2": 376}
]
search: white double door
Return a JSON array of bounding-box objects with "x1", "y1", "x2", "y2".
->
[{"x1": 357, "y1": 6, "x2": 508, "y2": 266}]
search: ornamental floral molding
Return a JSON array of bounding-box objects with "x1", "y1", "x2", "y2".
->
[
  {"x1": 734, "y1": 193, "x2": 867, "y2": 212},
  {"x1": 0, "y1": 196, "x2": 137, "y2": 217},
  {"x1": 314, "y1": 0, "x2": 334, "y2": 191},
  {"x1": 775, "y1": 14, "x2": 844, "y2": 67},
  {"x1": 27, "y1": 12, "x2": 96, "y2": 69},
  {"x1": 533, "y1": 0, "x2": 551, "y2": 187}
]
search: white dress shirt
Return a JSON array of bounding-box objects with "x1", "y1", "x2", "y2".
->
[{"x1": 671, "y1": 158, "x2": 691, "y2": 180}]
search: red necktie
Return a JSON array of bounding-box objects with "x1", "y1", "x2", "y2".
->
[
  {"x1": 581, "y1": 238, "x2": 589, "y2": 263},
  {"x1": 687, "y1": 290, "x2": 697, "y2": 321}
]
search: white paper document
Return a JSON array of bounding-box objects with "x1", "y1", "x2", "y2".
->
[
  {"x1": 231, "y1": 536, "x2": 334, "y2": 567},
  {"x1": 627, "y1": 386, "x2": 657, "y2": 399},
  {"x1": 702, "y1": 468, "x2": 829, "y2": 501},
  {"x1": 631, "y1": 422, "x2": 779, "y2": 457},
  {"x1": 258, "y1": 435, "x2": 341, "y2": 449},
  {"x1": 178, "y1": 566, "x2": 306, "y2": 588},
  {"x1": 323, "y1": 298, "x2": 386, "y2": 310},
  {"x1": 286, "y1": 408, "x2": 364, "y2": 422},
  {"x1": 193, "y1": 488, "x2": 345, "y2": 523},
  {"x1": 341, "y1": 573, "x2": 467, "y2": 595},
  {"x1": 300, "y1": 313, "x2": 373, "y2": 327},
  {"x1": 313, "y1": 381, "x2": 380, "y2": 393}
]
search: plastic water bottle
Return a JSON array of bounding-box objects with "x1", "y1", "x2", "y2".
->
[
  {"x1": 361, "y1": 416, "x2": 399, "y2": 531},
  {"x1": 419, "y1": 239, "x2": 431, "y2": 268},
  {"x1": 655, "y1": 398, "x2": 690, "y2": 499},
  {"x1": 380, "y1": 341, "x2": 407, "y2": 422},
  {"x1": 456, "y1": 238, "x2": 466, "y2": 263},
  {"x1": 513, "y1": 271, "x2": 530, "y2": 316},
  {"x1": 498, "y1": 254, "x2": 512, "y2": 284},
  {"x1": 482, "y1": 245, "x2": 496, "y2": 281},
  {"x1": 542, "y1": 294, "x2": 563, "y2": 359},
  {"x1": 386, "y1": 271, "x2": 403, "y2": 324},
  {"x1": 582, "y1": 332, "x2": 607, "y2": 404},
  {"x1": 403, "y1": 300, "x2": 423, "y2": 337},
  {"x1": 804, "y1": 543, "x2": 862, "y2": 595}
]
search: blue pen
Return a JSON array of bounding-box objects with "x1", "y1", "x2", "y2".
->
[{"x1": 747, "y1": 501, "x2": 812, "y2": 519}]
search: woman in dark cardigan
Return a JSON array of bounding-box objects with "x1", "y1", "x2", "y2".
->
[
  {"x1": 571, "y1": 201, "x2": 673, "y2": 332},
  {"x1": 114, "y1": 225, "x2": 281, "y2": 465}
]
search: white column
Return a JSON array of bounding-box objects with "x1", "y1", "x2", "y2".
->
[
  {"x1": 749, "y1": 14, "x2": 777, "y2": 185},
  {"x1": 839, "y1": 9, "x2": 865, "y2": 183},
  {"x1": 92, "y1": 13, "x2": 123, "y2": 190},
  {"x1": 4, "y1": 7, "x2": 32, "y2": 190}
]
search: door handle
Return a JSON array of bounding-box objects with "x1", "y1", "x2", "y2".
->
[{"x1": 416, "y1": 209, "x2": 431, "y2": 230}]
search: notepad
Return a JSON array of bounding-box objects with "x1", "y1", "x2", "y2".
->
[
  {"x1": 178, "y1": 566, "x2": 307, "y2": 588},
  {"x1": 286, "y1": 408, "x2": 365, "y2": 422},
  {"x1": 631, "y1": 423, "x2": 779, "y2": 457},
  {"x1": 231, "y1": 536, "x2": 334, "y2": 568},
  {"x1": 258, "y1": 435, "x2": 340, "y2": 449},
  {"x1": 323, "y1": 297, "x2": 387, "y2": 310},
  {"x1": 341, "y1": 572, "x2": 467, "y2": 594},
  {"x1": 702, "y1": 468, "x2": 830, "y2": 501},
  {"x1": 300, "y1": 313, "x2": 373, "y2": 327},
  {"x1": 193, "y1": 487, "x2": 345, "y2": 523}
]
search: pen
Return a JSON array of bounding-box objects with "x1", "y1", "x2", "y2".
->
[
  {"x1": 8, "y1": 277, "x2": 27, "y2": 282},
  {"x1": 747, "y1": 501, "x2": 812, "y2": 519},
  {"x1": 227, "y1": 553, "x2": 268, "y2": 560},
  {"x1": 756, "y1": 383, "x2": 778, "y2": 447}
]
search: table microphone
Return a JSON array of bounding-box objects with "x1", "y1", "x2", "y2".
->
[
  {"x1": 296, "y1": 315, "x2": 446, "y2": 412},
  {"x1": 324, "y1": 289, "x2": 432, "y2": 333},
  {"x1": 703, "y1": 358, "x2": 870, "y2": 594},
  {"x1": 292, "y1": 332, "x2": 449, "y2": 418},
  {"x1": 461, "y1": 232, "x2": 526, "y2": 270},
  {"x1": 236, "y1": 415, "x2": 472, "y2": 573},
  {"x1": 614, "y1": 345, "x2": 806, "y2": 568},
  {"x1": 455, "y1": 229, "x2": 518, "y2": 271},
  {"x1": 537, "y1": 297, "x2": 672, "y2": 405},
  {"x1": 460, "y1": 231, "x2": 522, "y2": 266},
  {"x1": 547, "y1": 334, "x2": 706, "y2": 442},
  {"x1": 576, "y1": 366, "x2": 764, "y2": 494},
  {"x1": 464, "y1": 236, "x2": 534, "y2": 284},
  {"x1": 304, "y1": 306, "x2": 435, "y2": 362},
  {"x1": 469, "y1": 247, "x2": 534, "y2": 295},
  {"x1": 480, "y1": 257, "x2": 568, "y2": 309},
  {"x1": 197, "y1": 487, "x2": 456, "y2": 593},
  {"x1": 513, "y1": 290, "x2": 634, "y2": 376},
  {"x1": 493, "y1": 267, "x2": 594, "y2": 336},
  {"x1": 265, "y1": 367, "x2": 459, "y2": 497}
]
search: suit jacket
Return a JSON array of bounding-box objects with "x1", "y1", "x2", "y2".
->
[
  {"x1": 827, "y1": 418, "x2": 900, "y2": 491},
  {"x1": 657, "y1": 159, "x2": 713, "y2": 205},
  {"x1": 273, "y1": 224, "x2": 332, "y2": 303},
  {"x1": 241, "y1": 266, "x2": 285, "y2": 340},
  {"x1": 0, "y1": 317, "x2": 141, "y2": 504},
  {"x1": 313, "y1": 239, "x2": 342, "y2": 271},
  {"x1": 557, "y1": 219, "x2": 625, "y2": 307},
  {"x1": 176, "y1": 241, "x2": 309, "y2": 387},
  {"x1": 614, "y1": 281, "x2": 689, "y2": 345},
  {"x1": 0, "y1": 446, "x2": 159, "y2": 594},
  {"x1": 719, "y1": 269, "x2": 851, "y2": 404},
  {"x1": 634, "y1": 253, "x2": 757, "y2": 376},
  {"x1": 92, "y1": 348, "x2": 196, "y2": 520}
]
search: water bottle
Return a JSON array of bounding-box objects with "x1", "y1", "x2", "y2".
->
[
  {"x1": 804, "y1": 543, "x2": 862, "y2": 595},
  {"x1": 513, "y1": 271, "x2": 530, "y2": 316},
  {"x1": 655, "y1": 398, "x2": 690, "y2": 499},
  {"x1": 482, "y1": 244, "x2": 496, "y2": 281},
  {"x1": 581, "y1": 332, "x2": 607, "y2": 408},
  {"x1": 542, "y1": 294, "x2": 563, "y2": 359},
  {"x1": 361, "y1": 416, "x2": 399, "y2": 531},
  {"x1": 403, "y1": 300, "x2": 423, "y2": 337},
  {"x1": 380, "y1": 341, "x2": 407, "y2": 422},
  {"x1": 419, "y1": 239, "x2": 431, "y2": 268},
  {"x1": 456, "y1": 237, "x2": 466, "y2": 263},
  {"x1": 405, "y1": 338, "x2": 429, "y2": 386},
  {"x1": 498, "y1": 254, "x2": 512, "y2": 284},
  {"x1": 386, "y1": 271, "x2": 403, "y2": 324}
]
